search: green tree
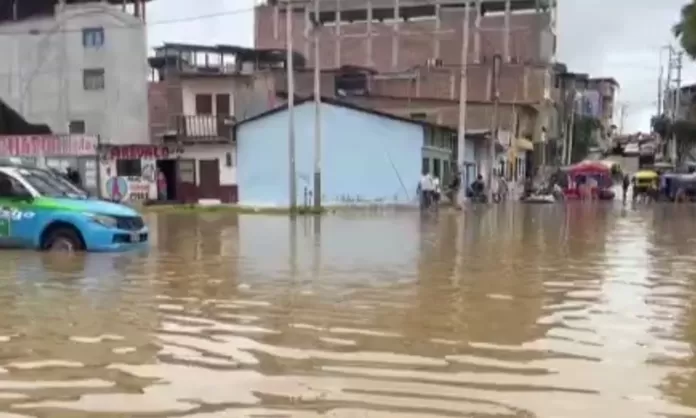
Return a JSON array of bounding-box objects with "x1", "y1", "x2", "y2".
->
[
  {"x1": 650, "y1": 115, "x2": 696, "y2": 163},
  {"x1": 569, "y1": 116, "x2": 600, "y2": 163},
  {"x1": 651, "y1": 114, "x2": 671, "y2": 138},
  {"x1": 674, "y1": 1, "x2": 696, "y2": 58}
]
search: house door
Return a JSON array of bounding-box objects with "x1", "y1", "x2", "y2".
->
[
  {"x1": 215, "y1": 94, "x2": 230, "y2": 138},
  {"x1": 176, "y1": 159, "x2": 196, "y2": 203},
  {"x1": 198, "y1": 159, "x2": 220, "y2": 200}
]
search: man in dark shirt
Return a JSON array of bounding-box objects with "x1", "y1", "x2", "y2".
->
[
  {"x1": 471, "y1": 175, "x2": 485, "y2": 199},
  {"x1": 448, "y1": 169, "x2": 461, "y2": 203},
  {"x1": 66, "y1": 167, "x2": 81, "y2": 187}
]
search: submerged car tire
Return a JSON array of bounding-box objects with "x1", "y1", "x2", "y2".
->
[{"x1": 42, "y1": 227, "x2": 85, "y2": 252}]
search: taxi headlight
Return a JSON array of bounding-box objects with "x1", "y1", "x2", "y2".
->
[{"x1": 86, "y1": 213, "x2": 118, "y2": 228}]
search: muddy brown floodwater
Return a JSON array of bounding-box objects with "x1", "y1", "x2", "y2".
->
[{"x1": 1, "y1": 205, "x2": 696, "y2": 416}]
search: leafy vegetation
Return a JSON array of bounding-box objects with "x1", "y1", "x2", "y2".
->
[
  {"x1": 674, "y1": 1, "x2": 696, "y2": 59},
  {"x1": 650, "y1": 114, "x2": 696, "y2": 162}
]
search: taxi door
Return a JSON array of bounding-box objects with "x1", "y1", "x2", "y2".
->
[{"x1": 0, "y1": 171, "x2": 39, "y2": 249}]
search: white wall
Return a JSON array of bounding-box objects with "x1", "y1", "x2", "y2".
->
[
  {"x1": 180, "y1": 144, "x2": 237, "y2": 186},
  {"x1": 181, "y1": 79, "x2": 236, "y2": 116},
  {"x1": 99, "y1": 158, "x2": 157, "y2": 201},
  {"x1": 0, "y1": 3, "x2": 149, "y2": 144},
  {"x1": 237, "y1": 102, "x2": 422, "y2": 207}
]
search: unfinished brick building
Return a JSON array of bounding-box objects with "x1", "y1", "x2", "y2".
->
[{"x1": 255, "y1": 0, "x2": 557, "y2": 139}]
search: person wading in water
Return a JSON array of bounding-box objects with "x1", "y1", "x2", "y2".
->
[{"x1": 622, "y1": 174, "x2": 630, "y2": 203}]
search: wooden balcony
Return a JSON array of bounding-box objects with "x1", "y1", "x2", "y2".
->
[{"x1": 164, "y1": 115, "x2": 236, "y2": 143}]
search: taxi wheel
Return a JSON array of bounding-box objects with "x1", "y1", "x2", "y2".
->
[{"x1": 44, "y1": 228, "x2": 85, "y2": 252}]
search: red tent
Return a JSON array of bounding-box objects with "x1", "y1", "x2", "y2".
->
[{"x1": 566, "y1": 161, "x2": 611, "y2": 175}]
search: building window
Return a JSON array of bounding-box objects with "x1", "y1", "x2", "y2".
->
[
  {"x1": 83, "y1": 69, "x2": 104, "y2": 90},
  {"x1": 82, "y1": 27, "x2": 104, "y2": 48},
  {"x1": 69, "y1": 120, "x2": 85, "y2": 134},
  {"x1": 216, "y1": 94, "x2": 230, "y2": 115},
  {"x1": 433, "y1": 159, "x2": 441, "y2": 178},
  {"x1": 335, "y1": 72, "x2": 368, "y2": 96},
  {"x1": 195, "y1": 94, "x2": 213, "y2": 114},
  {"x1": 422, "y1": 158, "x2": 429, "y2": 174},
  {"x1": 116, "y1": 159, "x2": 141, "y2": 177}
]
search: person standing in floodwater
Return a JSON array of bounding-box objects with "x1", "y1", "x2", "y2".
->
[
  {"x1": 447, "y1": 168, "x2": 461, "y2": 204},
  {"x1": 622, "y1": 174, "x2": 630, "y2": 203},
  {"x1": 419, "y1": 171, "x2": 434, "y2": 209},
  {"x1": 157, "y1": 170, "x2": 168, "y2": 201}
]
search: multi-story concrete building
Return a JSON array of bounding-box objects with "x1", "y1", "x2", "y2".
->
[
  {"x1": 143, "y1": 43, "x2": 298, "y2": 203},
  {"x1": 550, "y1": 67, "x2": 618, "y2": 163},
  {"x1": 147, "y1": 43, "x2": 293, "y2": 142},
  {"x1": 587, "y1": 77, "x2": 618, "y2": 140},
  {"x1": 255, "y1": 0, "x2": 557, "y2": 149},
  {"x1": 256, "y1": 0, "x2": 556, "y2": 71},
  {"x1": 0, "y1": 0, "x2": 150, "y2": 144}
]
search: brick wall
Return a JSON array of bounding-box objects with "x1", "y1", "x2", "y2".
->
[
  {"x1": 281, "y1": 64, "x2": 546, "y2": 104},
  {"x1": 255, "y1": 5, "x2": 552, "y2": 71},
  {"x1": 148, "y1": 79, "x2": 182, "y2": 140},
  {"x1": 308, "y1": 95, "x2": 538, "y2": 136}
]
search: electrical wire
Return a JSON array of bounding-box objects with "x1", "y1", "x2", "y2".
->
[{"x1": 0, "y1": 5, "x2": 256, "y2": 36}]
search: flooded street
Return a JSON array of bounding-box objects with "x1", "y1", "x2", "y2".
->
[{"x1": 1, "y1": 206, "x2": 696, "y2": 416}]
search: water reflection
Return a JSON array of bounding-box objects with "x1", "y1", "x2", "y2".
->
[{"x1": 0, "y1": 207, "x2": 694, "y2": 415}]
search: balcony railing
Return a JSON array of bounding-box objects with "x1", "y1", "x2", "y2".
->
[{"x1": 167, "y1": 115, "x2": 236, "y2": 142}]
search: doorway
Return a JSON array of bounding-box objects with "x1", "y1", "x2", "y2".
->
[
  {"x1": 198, "y1": 159, "x2": 220, "y2": 200},
  {"x1": 156, "y1": 159, "x2": 177, "y2": 201}
]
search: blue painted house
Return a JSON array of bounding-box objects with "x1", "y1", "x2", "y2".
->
[{"x1": 235, "y1": 97, "x2": 466, "y2": 207}]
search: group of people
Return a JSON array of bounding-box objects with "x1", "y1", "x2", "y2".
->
[
  {"x1": 418, "y1": 171, "x2": 443, "y2": 209},
  {"x1": 418, "y1": 168, "x2": 514, "y2": 209}
]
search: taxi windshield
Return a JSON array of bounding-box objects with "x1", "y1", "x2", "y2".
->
[{"x1": 17, "y1": 168, "x2": 82, "y2": 198}]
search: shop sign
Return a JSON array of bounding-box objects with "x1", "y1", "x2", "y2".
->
[
  {"x1": 0, "y1": 135, "x2": 97, "y2": 157},
  {"x1": 105, "y1": 177, "x2": 151, "y2": 202},
  {"x1": 105, "y1": 145, "x2": 183, "y2": 160},
  {"x1": 127, "y1": 181, "x2": 150, "y2": 201}
]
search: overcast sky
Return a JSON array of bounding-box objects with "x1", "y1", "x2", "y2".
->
[{"x1": 146, "y1": 0, "x2": 696, "y2": 133}]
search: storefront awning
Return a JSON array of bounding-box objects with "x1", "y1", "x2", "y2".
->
[{"x1": 516, "y1": 138, "x2": 534, "y2": 151}]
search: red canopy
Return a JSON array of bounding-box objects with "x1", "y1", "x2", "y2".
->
[{"x1": 566, "y1": 161, "x2": 611, "y2": 175}]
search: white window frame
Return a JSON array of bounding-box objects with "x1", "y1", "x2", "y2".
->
[
  {"x1": 82, "y1": 27, "x2": 104, "y2": 48},
  {"x1": 83, "y1": 69, "x2": 105, "y2": 90}
]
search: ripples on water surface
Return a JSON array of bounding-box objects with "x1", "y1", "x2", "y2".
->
[{"x1": 2, "y1": 205, "x2": 696, "y2": 416}]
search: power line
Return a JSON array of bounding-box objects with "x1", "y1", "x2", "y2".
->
[{"x1": 0, "y1": 6, "x2": 255, "y2": 36}]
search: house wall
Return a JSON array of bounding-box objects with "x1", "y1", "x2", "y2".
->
[
  {"x1": 332, "y1": 96, "x2": 538, "y2": 135},
  {"x1": 0, "y1": 3, "x2": 149, "y2": 143},
  {"x1": 98, "y1": 143, "x2": 236, "y2": 203},
  {"x1": 182, "y1": 144, "x2": 237, "y2": 187},
  {"x1": 237, "y1": 102, "x2": 424, "y2": 207},
  {"x1": 181, "y1": 79, "x2": 237, "y2": 116}
]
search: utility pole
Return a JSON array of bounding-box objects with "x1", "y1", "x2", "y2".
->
[
  {"x1": 665, "y1": 46, "x2": 674, "y2": 119},
  {"x1": 663, "y1": 45, "x2": 683, "y2": 163},
  {"x1": 312, "y1": 0, "x2": 321, "y2": 210},
  {"x1": 657, "y1": 54, "x2": 664, "y2": 117},
  {"x1": 565, "y1": 90, "x2": 578, "y2": 165},
  {"x1": 285, "y1": 0, "x2": 297, "y2": 210},
  {"x1": 674, "y1": 50, "x2": 683, "y2": 163},
  {"x1": 488, "y1": 54, "x2": 501, "y2": 204},
  {"x1": 619, "y1": 103, "x2": 628, "y2": 135},
  {"x1": 566, "y1": 103, "x2": 575, "y2": 165},
  {"x1": 456, "y1": 1, "x2": 470, "y2": 207}
]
